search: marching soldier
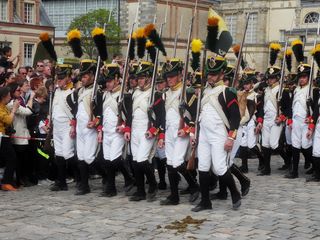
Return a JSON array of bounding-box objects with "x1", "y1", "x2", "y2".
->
[
  {"x1": 50, "y1": 64, "x2": 78, "y2": 191},
  {"x1": 67, "y1": 59, "x2": 100, "y2": 195},
  {"x1": 124, "y1": 61, "x2": 164, "y2": 202},
  {"x1": 95, "y1": 63, "x2": 135, "y2": 197},
  {"x1": 285, "y1": 64, "x2": 318, "y2": 179},
  {"x1": 255, "y1": 66, "x2": 291, "y2": 176},
  {"x1": 191, "y1": 56, "x2": 242, "y2": 212},
  {"x1": 159, "y1": 58, "x2": 200, "y2": 206}
]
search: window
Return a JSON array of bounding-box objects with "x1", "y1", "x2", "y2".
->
[
  {"x1": 24, "y1": 43, "x2": 34, "y2": 66},
  {"x1": 0, "y1": 0, "x2": 7, "y2": 21},
  {"x1": 246, "y1": 13, "x2": 258, "y2": 44},
  {"x1": 225, "y1": 14, "x2": 237, "y2": 40},
  {"x1": 24, "y1": 3, "x2": 33, "y2": 24},
  {"x1": 304, "y1": 12, "x2": 319, "y2": 24}
]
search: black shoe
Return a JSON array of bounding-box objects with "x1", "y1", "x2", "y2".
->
[
  {"x1": 99, "y1": 191, "x2": 117, "y2": 197},
  {"x1": 147, "y1": 188, "x2": 158, "y2": 202},
  {"x1": 284, "y1": 173, "x2": 298, "y2": 179},
  {"x1": 191, "y1": 202, "x2": 212, "y2": 212},
  {"x1": 306, "y1": 175, "x2": 320, "y2": 182},
  {"x1": 210, "y1": 191, "x2": 228, "y2": 200},
  {"x1": 158, "y1": 181, "x2": 167, "y2": 190},
  {"x1": 278, "y1": 165, "x2": 289, "y2": 170},
  {"x1": 129, "y1": 193, "x2": 146, "y2": 201},
  {"x1": 239, "y1": 165, "x2": 248, "y2": 173},
  {"x1": 189, "y1": 189, "x2": 200, "y2": 203},
  {"x1": 160, "y1": 196, "x2": 179, "y2": 205},
  {"x1": 124, "y1": 181, "x2": 135, "y2": 193},
  {"x1": 241, "y1": 180, "x2": 250, "y2": 197},
  {"x1": 232, "y1": 199, "x2": 241, "y2": 210},
  {"x1": 50, "y1": 184, "x2": 68, "y2": 191},
  {"x1": 305, "y1": 168, "x2": 314, "y2": 175},
  {"x1": 257, "y1": 170, "x2": 270, "y2": 176},
  {"x1": 75, "y1": 187, "x2": 90, "y2": 195}
]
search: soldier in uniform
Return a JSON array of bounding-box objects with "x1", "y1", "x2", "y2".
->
[
  {"x1": 285, "y1": 64, "x2": 318, "y2": 179},
  {"x1": 191, "y1": 56, "x2": 242, "y2": 212},
  {"x1": 159, "y1": 58, "x2": 200, "y2": 206},
  {"x1": 50, "y1": 64, "x2": 78, "y2": 191},
  {"x1": 124, "y1": 61, "x2": 164, "y2": 202},
  {"x1": 67, "y1": 59, "x2": 100, "y2": 195},
  {"x1": 95, "y1": 63, "x2": 135, "y2": 197},
  {"x1": 255, "y1": 66, "x2": 291, "y2": 176}
]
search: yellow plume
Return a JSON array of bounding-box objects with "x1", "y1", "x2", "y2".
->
[
  {"x1": 191, "y1": 39, "x2": 203, "y2": 53},
  {"x1": 285, "y1": 48, "x2": 293, "y2": 56},
  {"x1": 146, "y1": 40, "x2": 154, "y2": 48},
  {"x1": 91, "y1": 27, "x2": 105, "y2": 38},
  {"x1": 291, "y1": 39, "x2": 303, "y2": 47},
  {"x1": 67, "y1": 29, "x2": 81, "y2": 42},
  {"x1": 135, "y1": 27, "x2": 145, "y2": 38},
  {"x1": 39, "y1": 32, "x2": 50, "y2": 41},
  {"x1": 269, "y1": 42, "x2": 281, "y2": 51}
]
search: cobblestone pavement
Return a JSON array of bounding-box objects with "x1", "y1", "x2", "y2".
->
[{"x1": 1, "y1": 156, "x2": 320, "y2": 240}]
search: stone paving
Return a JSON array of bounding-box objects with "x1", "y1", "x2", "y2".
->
[{"x1": 0, "y1": 156, "x2": 320, "y2": 240}]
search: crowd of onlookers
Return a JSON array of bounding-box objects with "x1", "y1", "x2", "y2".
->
[{"x1": 0, "y1": 46, "x2": 57, "y2": 191}]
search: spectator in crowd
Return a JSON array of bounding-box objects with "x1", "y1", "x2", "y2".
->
[
  {"x1": 25, "y1": 66, "x2": 33, "y2": 81},
  {"x1": 35, "y1": 61, "x2": 45, "y2": 76},
  {"x1": 0, "y1": 47, "x2": 20, "y2": 70},
  {"x1": 0, "y1": 86, "x2": 20, "y2": 191},
  {"x1": 17, "y1": 67, "x2": 28, "y2": 80},
  {"x1": 4, "y1": 72, "x2": 16, "y2": 86},
  {"x1": 20, "y1": 80, "x2": 31, "y2": 106},
  {"x1": 30, "y1": 77, "x2": 44, "y2": 91}
]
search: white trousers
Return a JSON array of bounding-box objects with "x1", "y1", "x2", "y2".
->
[
  {"x1": 103, "y1": 130, "x2": 124, "y2": 161},
  {"x1": 240, "y1": 118, "x2": 257, "y2": 149},
  {"x1": 285, "y1": 125, "x2": 292, "y2": 145},
  {"x1": 198, "y1": 120, "x2": 228, "y2": 176},
  {"x1": 165, "y1": 124, "x2": 189, "y2": 168},
  {"x1": 292, "y1": 115, "x2": 312, "y2": 149},
  {"x1": 261, "y1": 120, "x2": 283, "y2": 149},
  {"x1": 53, "y1": 120, "x2": 75, "y2": 159},
  {"x1": 131, "y1": 124, "x2": 155, "y2": 163},
  {"x1": 313, "y1": 121, "x2": 320, "y2": 157}
]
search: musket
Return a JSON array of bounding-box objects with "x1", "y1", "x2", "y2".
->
[
  {"x1": 187, "y1": 48, "x2": 207, "y2": 170},
  {"x1": 173, "y1": 14, "x2": 183, "y2": 58},
  {"x1": 307, "y1": 14, "x2": 320, "y2": 116},
  {"x1": 231, "y1": 12, "x2": 250, "y2": 88},
  {"x1": 147, "y1": 1, "x2": 168, "y2": 130},
  {"x1": 117, "y1": 1, "x2": 140, "y2": 126},
  {"x1": 89, "y1": 22, "x2": 107, "y2": 121},
  {"x1": 179, "y1": 0, "x2": 198, "y2": 131}
]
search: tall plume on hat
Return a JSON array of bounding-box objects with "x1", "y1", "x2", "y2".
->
[
  {"x1": 291, "y1": 39, "x2": 304, "y2": 63},
  {"x1": 39, "y1": 32, "x2": 57, "y2": 62},
  {"x1": 135, "y1": 28, "x2": 146, "y2": 58},
  {"x1": 206, "y1": 16, "x2": 219, "y2": 52},
  {"x1": 144, "y1": 24, "x2": 167, "y2": 57},
  {"x1": 311, "y1": 43, "x2": 320, "y2": 69},
  {"x1": 285, "y1": 48, "x2": 293, "y2": 72},
  {"x1": 269, "y1": 42, "x2": 281, "y2": 66},
  {"x1": 190, "y1": 39, "x2": 203, "y2": 71},
  {"x1": 146, "y1": 40, "x2": 156, "y2": 63},
  {"x1": 129, "y1": 32, "x2": 136, "y2": 61},
  {"x1": 233, "y1": 44, "x2": 246, "y2": 69},
  {"x1": 91, "y1": 27, "x2": 108, "y2": 61},
  {"x1": 67, "y1": 29, "x2": 83, "y2": 58}
]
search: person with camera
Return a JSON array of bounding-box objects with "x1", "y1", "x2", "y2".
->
[{"x1": 0, "y1": 87, "x2": 20, "y2": 191}]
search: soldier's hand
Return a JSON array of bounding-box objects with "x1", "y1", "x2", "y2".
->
[
  {"x1": 97, "y1": 131, "x2": 103, "y2": 143},
  {"x1": 69, "y1": 126, "x2": 76, "y2": 139},
  {"x1": 87, "y1": 121, "x2": 95, "y2": 129},
  {"x1": 124, "y1": 132, "x2": 131, "y2": 142},
  {"x1": 306, "y1": 129, "x2": 313, "y2": 140},
  {"x1": 255, "y1": 123, "x2": 263, "y2": 134},
  {"x1": 158, "y1": 139, "x2": 164, "y2": 149},
  {"x1": 224, "y1": 138, "x2": 234, "y2": 152},
  {"x1": 145, "y1": 131, "x2": 154, "y2": 139},
  {"x1": 177, "y1": 129, "x2": 187, "y2": 138}
]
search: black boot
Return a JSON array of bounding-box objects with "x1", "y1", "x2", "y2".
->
[
  {"x1": 191, "y1": 171, "x2": 212, "y2": 212},
  {"x1": 160, "y1": 165, "x2": 180, "y2": 205},
  {"x1": 278, "y1": 147, "x2": 290, "y2": 170},
  {"x1": 210, "y1": 177, "x2": 228, "y2": 200},
  {"x1": 75, "y1": 161, "x2": 90, "y2": 195},
  {"x1": 257, "y1": 147, "x2": 271, "y2": 176},
  {"x1": 220, "y1": 170, "x2": 241, "y2": 210},
  {"x1": 302, "y1": 147, "x2": 313, "y2": 174},
  {"x1": 285, "y1": 147, "x2": 300, "y2": 179},
  {"x1": 114, "y1": 157, "x2": 135, "y2": 193},
  {"x1": 208, "y1": 172, "x2": 218, "y2": 191},
  {"x1": 142, "y1": 160, "x2": 158, "y2": 202},
  {"x1": 100, "y1": 160, "x2": 117, "y2": 197},
  {"x1": 51, "y1": 156, "x2": 68, "y2": 191},
  {"x1": 156, "y1": 157, "x2": 167, "y2": 190},
  {"x1": 239, "y1": 146, "x2": 249, "y2": 173},
  {"x1": 306, "y1": 157, "x2": 320, "y2": 182},
  {"x1": 230, "y1": 164, "x2": 251, "y2": 196},
  {"x1": 251, "y1": 145, "x2": 264, "y2": 171},
  {"x1": 177, "y1": 162, "x2": 199, "y2": 203},
  {"x1": 129, "y1": 161, "x2": 146, "y2": 201},
  {"x1": 68, "y1": 156, "x2": 80, "y2": 187}
]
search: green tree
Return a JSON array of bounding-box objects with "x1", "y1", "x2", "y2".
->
[{"x1": 68, "y1": 9, "x2": 121, "y2": 60}]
